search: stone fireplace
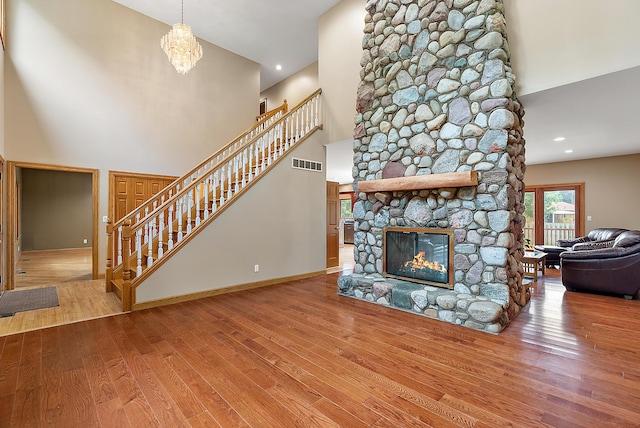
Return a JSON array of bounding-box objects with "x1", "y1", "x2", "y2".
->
[
  {"x1": 384, "y1": 227, "x2": 453, "y2": 287},
  {"x1": 337, "y1": 0, "x2": 529, "y2": 333}
]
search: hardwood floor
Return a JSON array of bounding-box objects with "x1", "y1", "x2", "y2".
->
[
  {"x1": 14, "y1": 248, "x2": 94, "y2": 288},
  {"x1": 0, "y1": 249, "x2": 122, "y2": 336},
  {"x1": 326, "y1": 244, "x2": 355, "y2": 274},
  {"x1": 1, "y1": 268, "x2": 639, "y2": 427}
]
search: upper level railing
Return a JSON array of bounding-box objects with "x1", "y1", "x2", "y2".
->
[{"x1": 106, "y1": 89, "x2": 322, "y2": 310}]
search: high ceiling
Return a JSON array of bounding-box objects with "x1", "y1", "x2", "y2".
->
[
  {"x1": 113, "y1": 0, "x2": 341, "y2": 91},
  {"x1": 114, "y1": 0, "x2": 640, "y2": 184}
]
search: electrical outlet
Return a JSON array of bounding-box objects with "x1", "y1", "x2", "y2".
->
[
  {"x1": 102, "y1": 215, "x2": 109, "y2": 223},
  {"x1": 254, "y1": 264, "x2": 259, "y2": 273},
  {"x1": 587, "y1": 216, "x2": 592, "y2": 221},
  {"x1": 83, "y1": 239, "x2": 88, "y2": 244}
]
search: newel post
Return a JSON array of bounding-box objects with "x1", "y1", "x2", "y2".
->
[
  {"x1": 121, "y1": 219, "x2": 133, "y2": 312},
  {"x1": 105, "y1": 219, "x2": 113, "y2": 292}
]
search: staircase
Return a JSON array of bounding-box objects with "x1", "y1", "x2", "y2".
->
[{"x1": 106, "y1": 89, "x2": 322, "y2": 311}]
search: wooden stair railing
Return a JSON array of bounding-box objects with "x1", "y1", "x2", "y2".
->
[{"x1": 106, "y1": 89, "x2": 322, "y2": 311}]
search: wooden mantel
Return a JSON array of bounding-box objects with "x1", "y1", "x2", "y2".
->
[{"x1": 357, "y1": 171, "x2": 478, "y2": 193}]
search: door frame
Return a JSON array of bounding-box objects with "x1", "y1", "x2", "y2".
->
[
  {"x1": 6, "y1": 161, "x2": 99, "y2": 290},
  {"x1": 524, "y1": 182, "x2": 585, "y2": 246}
]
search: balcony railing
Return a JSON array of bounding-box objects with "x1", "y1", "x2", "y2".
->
[{"x1": 524, "y1": 223, "x2": 576, "y2": 246}]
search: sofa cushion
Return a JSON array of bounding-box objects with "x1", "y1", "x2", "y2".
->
[
  {"x1": 587, "y1": 227, "x2": 628, "y2": 241},
  {"x1": 613, "y1": 230, "x2": 640, "y2": 248}
]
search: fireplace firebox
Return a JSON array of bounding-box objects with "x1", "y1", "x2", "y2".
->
[{"x1": 383, "y1": 227, "x2": 454, "y2": 289}]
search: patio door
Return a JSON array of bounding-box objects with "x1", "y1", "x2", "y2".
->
[{"x1": 524, "y1": 184, "x2": 584, "y2": 246}]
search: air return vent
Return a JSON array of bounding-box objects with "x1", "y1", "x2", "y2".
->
[{"x1": 292, "y1": 158, "x2": 323, "y2": 172}]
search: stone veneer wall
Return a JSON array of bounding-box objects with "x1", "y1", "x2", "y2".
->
[{"x1": 338, "y1": 0, "x2": 529, "y2": 333}]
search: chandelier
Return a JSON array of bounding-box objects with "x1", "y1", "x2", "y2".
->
[{"x1": 160, "y1": 0, "x2": 203, "y2": 74}]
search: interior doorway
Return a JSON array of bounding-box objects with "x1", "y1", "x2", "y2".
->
[{"x1": 6, "y1": 162, "x2": 99, "y2": 290}]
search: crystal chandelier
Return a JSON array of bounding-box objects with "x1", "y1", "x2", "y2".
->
[{"x1": 160, "y1": 0, "x2": 203, "y2": 74}]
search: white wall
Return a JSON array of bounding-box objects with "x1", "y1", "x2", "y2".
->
[
  {"x1": 260, "y1": 62, "x2": 320, "y2": 111},
  {"x1": 5, "y1": 0, "x2": 260, "y2": 274},
  {"x1": 137, "y1": 131, "x2": 327, "y2": 304}
]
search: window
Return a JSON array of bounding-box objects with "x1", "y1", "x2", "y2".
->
[{"x1": 340, "y1": 199, "x2": 352, "y2": 219}]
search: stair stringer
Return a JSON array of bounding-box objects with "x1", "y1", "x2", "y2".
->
[{"x1": 133, "y1": 130, "x2": 327, "y2": 309}]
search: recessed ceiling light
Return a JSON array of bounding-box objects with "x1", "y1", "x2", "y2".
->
[
  {"x1": 564, "y1": 149, "x2": 573, "y2": 154},
  {"x1": 276, "y1": 64, "x2": 282, "y2": 71},
  {"x1": 554, "y1": 137, "x2": 566, "y2": 142}
]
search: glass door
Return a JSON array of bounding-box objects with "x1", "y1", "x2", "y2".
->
[
  {"x1": 524, "y1": 184, "x2": 584, "y2": 246},
  {"x1": 543, "y1": 189, "x2": 577, "y2": 245},
  {"x1": 523, "y1": 191, "x2": 535, "y2": 249}
]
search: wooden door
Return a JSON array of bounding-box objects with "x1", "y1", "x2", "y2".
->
[
  {"x1": 326, "y1": 181, "x2": 340, "y2": 268},
  {"x1": 114, "y1": 177, "x2": 132, "y2": 223},
  {"x1": 109, "y1": 172, "x2": 178, "y2": 223}
]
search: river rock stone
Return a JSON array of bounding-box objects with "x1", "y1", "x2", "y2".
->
[
  {"x1": 468, "y1": 301, "x2": 503, "y2": 322},
  {"x1": 341, "y1": 0, "x2": 528, "y2": 334}
]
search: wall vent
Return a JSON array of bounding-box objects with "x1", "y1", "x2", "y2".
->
[{"x1": 292, "y1": 158, "x2": 323, "y2": 173}]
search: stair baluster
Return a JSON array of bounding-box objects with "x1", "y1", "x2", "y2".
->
[
  {"x1": 107, "y1": 90, "x2": 322, "y2": 310},
  {"x1": 167, "y1": 205, "x2": 174, "y2": 250}
]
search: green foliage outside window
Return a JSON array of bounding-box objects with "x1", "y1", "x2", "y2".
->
[{"x1": 340, "y1": 199, "x2": 353, "y2": 219}]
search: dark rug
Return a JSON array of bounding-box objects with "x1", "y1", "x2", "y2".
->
[{"x1": 0, "y1": 286, "x2": 59, "y2": 317}]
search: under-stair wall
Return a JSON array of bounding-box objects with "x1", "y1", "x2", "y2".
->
[{"x1": 134, "y1": 130, "x2": 327, "y2": 308}]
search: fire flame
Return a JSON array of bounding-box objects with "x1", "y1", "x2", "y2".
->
[{"x1": 403, "y1": 251, "x2": 447, "y2": 273}]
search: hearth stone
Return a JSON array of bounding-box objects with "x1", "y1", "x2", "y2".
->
[
  {"x1": 391, "y1": 283, "x2": 426, "y2": 309},
  {"x1": 338, "y1": 274, "x2": 507, "y2": 334}
]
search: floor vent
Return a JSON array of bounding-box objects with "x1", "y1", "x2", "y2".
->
[{"x1": 292, "y1": 158, "x2": 323, "y2": 172}]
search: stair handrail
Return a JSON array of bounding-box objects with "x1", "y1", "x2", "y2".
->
[
  {"x1": 107, "y1": 89, "x2": 322, "y2": 309},
  {"x1": 256, "y1": 99, "x2": 288, "y2": 122},
  {"x1": 110, "y1": 99, "x2": 289, "y2": 234}
]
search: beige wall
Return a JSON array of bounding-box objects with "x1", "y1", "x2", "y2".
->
[
  {"x1": 318, "y1": 0, "x2": 364, "y2": 145},
  {"x1": 21, "y1": 169, "x2": 92, "y2": 251},
  {"x1": 524, "y1": 154, "x2": 640, "y2": 231},
  {"x1": 505, "y1": 0, "x2": 640, "y2": 95},
  {"x1": 137, "y1": 131, "x2": 327, "y2": 304},
  {"x1": 260, "y1": 62, "x2": 319, "y2": 110},
  {"x1": 5, "y1": 0, "x2": 260, "y2": 273}
]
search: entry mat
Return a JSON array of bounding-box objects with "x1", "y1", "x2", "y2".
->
[{"x1": 0, "y1": 286, "x2": 59, "y2": 317}]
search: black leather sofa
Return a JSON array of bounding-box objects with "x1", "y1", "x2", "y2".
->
[
  {"x1": 559, "y1": 230, "x2": 640, "y2": 299},
  {"x1": 535, "y1": 227, "x2": 629, "y2": 268},
  {"x1": 557, "y1": 227, "x2": 629, "y2": 250}
]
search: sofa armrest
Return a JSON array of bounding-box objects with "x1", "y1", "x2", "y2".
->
[
  {"x1": 560, "y1": 244, "x2": 640, "y2": 260},
  {"x1": 572, "y1": 239, "x2": 615, "y2": 251},
  {"x1": 557, "y1": 236, "x2": 589, "y2": 247}
]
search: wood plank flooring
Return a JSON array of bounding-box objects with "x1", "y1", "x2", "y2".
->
[
  {"x1": 14, "y1": 248, "x2": 94, "y2": 288},
  {"x1": 0, "y1": 249, "x2": 122, "y2": 336},
  {"x1": 1, "y1": 268, "x2": 639, "y2": 427}
]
